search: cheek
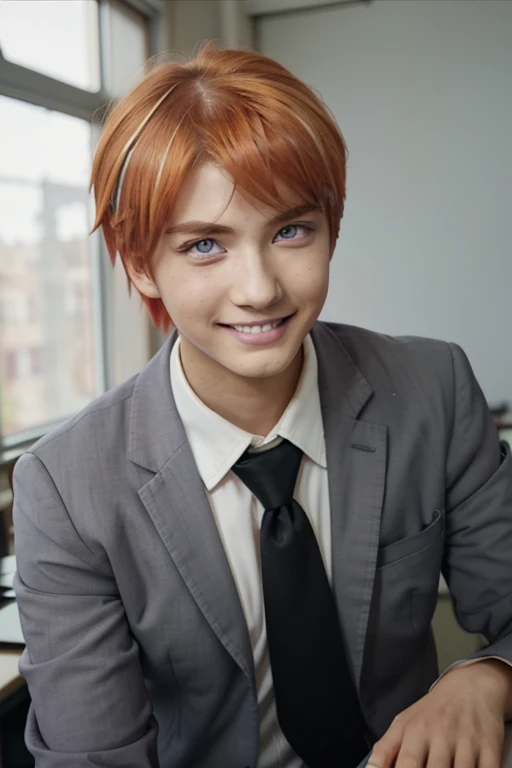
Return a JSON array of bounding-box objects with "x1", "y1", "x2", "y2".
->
[
  {"x1": 157, "y1": 268, "x2": 222, "y2": 322},
  {"x1": 292, "y1": 258, "x2": 330, "y2": 301}
]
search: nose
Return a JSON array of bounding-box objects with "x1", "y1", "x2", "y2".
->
[{"x1": 230, "y1": 249, "x2": 284, "y2": 310}]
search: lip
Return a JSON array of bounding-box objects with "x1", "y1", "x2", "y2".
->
[
  {"x1": 223, "y1": 316, "x2": 289, "y2": 328},
  {"x1": 220, "y1": 314, "x2": 294, "y2": 346}
]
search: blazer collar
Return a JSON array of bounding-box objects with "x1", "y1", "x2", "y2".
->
[
  {"x1": 127, "y1": 329, "x2": 183, "y2": 473},
  {"x1": 310, "y1": 322, "x2": 373, "y2": 419}
]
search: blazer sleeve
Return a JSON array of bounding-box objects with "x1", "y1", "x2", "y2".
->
[
  {"x1": 443, "y1": 342, "x2": 512, "y2": 661},
  {"x1": 12, "y1": 451, "x2": 159, "y2": 768}
]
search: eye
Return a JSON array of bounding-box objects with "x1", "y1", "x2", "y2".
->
[
  {"x1": 185, "y1": 238, "x2": 224, "y2": 258},
  {"x1": 274, "y1": 224, "x2": 313, "y2": 242}
]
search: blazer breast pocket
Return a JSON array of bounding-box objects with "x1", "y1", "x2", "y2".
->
[
  {"x1": 364, "y1": 510, "x2": 446, "y2": 688},
  {"x1": 377, "y1": 509, "x2": 445, "y2": 569}
]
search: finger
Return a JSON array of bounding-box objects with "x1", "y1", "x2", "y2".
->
[
  {"x1": 476, "y1": 725, "x2": 505, "y2": 768},
  {"x1": 424, "y1": 737, "x2": 458, "y2": 768},
  {"x1": 393, "y1": 736, "x2": 429, "y2": 768},
  {"x1": 452, "y1": 734, "x2": 502, "y2": 768},
  {"x1": 370, "y1": 734, "x2": 428, "y2": 768},
  {"x1": 476, "y1": 744, "x2": 503, "y2": 768},
  {"x1": 384, "y1": 718, "x2": 429, "y2": 768},
  {"x1": 367, "y1": 731, "x2": 402, "y2": 768},
  {"x1": 367, "y1": 747, "x2": 399, "y2": 768}
]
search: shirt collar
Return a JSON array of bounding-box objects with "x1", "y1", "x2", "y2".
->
[{"x1": 170, "y1": 334, "x2": 326, "y2": 491}]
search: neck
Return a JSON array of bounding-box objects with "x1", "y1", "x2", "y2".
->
[{"x1": 179, "y1": 340, "x2": 304, "y2": 436}]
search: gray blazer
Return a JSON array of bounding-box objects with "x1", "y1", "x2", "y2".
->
[{"x1": 13, "y1": 321, "x2": 512, "y2": 768}]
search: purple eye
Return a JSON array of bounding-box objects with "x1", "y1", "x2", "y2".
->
[
  {"x1": 279, "y1": 225, "x2": 298, "y2": 239},
  {"x1": 274, "y1": 224, "x2": 313, "y2": 243},
  {"x1": 196, "y1": 239, "x2": 215, "y2": 253},
  {"x1": 184, "y1": 238, "x2": 224, "y2": 258}
]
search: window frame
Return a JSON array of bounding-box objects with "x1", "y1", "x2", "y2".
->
[
  {"x1": 0, "y1": 0, "x2": 164, "y2": 461},
  {"x1": 242, "y1": 0, "x2": 356, "y2": 15}
]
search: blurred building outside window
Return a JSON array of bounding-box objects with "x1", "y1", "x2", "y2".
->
[
  {"x1": 0, "y1": 94, "x2": 97, "y2": 437},
  {"x1": 0, "y1": 0, "x2": 159, "y2": 457}
]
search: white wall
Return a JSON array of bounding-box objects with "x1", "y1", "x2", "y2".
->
[
  {"x1": 257, "y1": 0, "x2": 512, "y2": 405},
  {"x1": 166, "y1": 1, "x2": 252, "y2": 56},
  {"x1": 167, "y1": 0, "x2": 222, "y2": 53}
]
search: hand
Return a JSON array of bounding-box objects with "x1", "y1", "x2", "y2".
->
[{"x1": 367, "y1": 659, "x2": 512, "y2": 767}]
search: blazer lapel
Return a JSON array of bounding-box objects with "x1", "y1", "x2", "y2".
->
[
  {"x1": 128, "y1": 333, "x2": 255, "y2": 688},
  {"x1": 311, "y1": 324, "x2": 387, "y2": 688}
]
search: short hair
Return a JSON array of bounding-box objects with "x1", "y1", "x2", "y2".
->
[{"x1": 90, "y1": 42, "x2": 348, "y2": 332}]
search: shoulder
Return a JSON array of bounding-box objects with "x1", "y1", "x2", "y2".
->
[
  {"x1": 314, "y1": 321, "x2": 474, "y2": 423},
  {"x1": 318, "y1": 320, "x2": 459, "y2": 382},
  {"x1": 18, "y1": 373, "x2": 139, "y2": 484},
  {"x1": 16, "y1": 332, "x2": 175, "y2": 494},
  {"x1": 321, "y1": 320, "x2": 452, "y2": 358}
]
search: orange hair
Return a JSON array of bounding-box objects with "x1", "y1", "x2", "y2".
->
[{"x1": 90, "y1": 42, "x2": 348, "y2": 332}]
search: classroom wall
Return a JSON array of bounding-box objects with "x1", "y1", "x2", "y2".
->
[
  {"x1": 166, "y1": 0, "x2": 252, "y2": 54},
  {"x1": 257, "y1": 0, "x2": 512, "y2": 405},
  {"x1": 166, "y1": 0, "x2": 222, "y2": 53}
]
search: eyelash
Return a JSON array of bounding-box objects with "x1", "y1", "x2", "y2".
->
[{"x1": 180, "y1": 223, "x2": 315, "y2": 260}]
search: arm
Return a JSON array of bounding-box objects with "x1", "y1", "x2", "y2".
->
[
  {"x1": 443, "y1": 342, "x2": 512, "y2": 657},
  {"x1": 13, "y1": 452, "x2": 159, "y2": 767},
  {"x1": 368, "y1": 342, "x2": 512, "y2": 768}
]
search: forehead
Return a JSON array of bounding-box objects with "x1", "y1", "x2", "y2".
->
[{"x1": 169, "y1": 162, "x2": 305, "y2": 226}]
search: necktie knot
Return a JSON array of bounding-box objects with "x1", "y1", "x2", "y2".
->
[{"x1": 232, "y1": 439, "x2": 303, "y2": 510}]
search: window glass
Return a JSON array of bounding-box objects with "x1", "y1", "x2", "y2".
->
[
  {"x1": 0, "y1": 0, "x2": 100, "y2": 92},
  {"x1": 0, "y1": 95, "x2": 98, "y2": 436}
]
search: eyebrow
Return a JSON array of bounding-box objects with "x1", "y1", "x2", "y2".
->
[{"x1": 165, "y1": 203, "x2": 321, "y2": 238}]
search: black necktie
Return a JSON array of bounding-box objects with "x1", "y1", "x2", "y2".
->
[{"x1": 233, "y1": 439, "x2": 368, "y2": 768}]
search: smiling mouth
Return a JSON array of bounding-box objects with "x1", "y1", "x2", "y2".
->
[{"x1": 220, "y1": 315, "x2": 293, "y2": 335}]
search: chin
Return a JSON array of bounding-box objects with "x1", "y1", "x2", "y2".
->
[{"x1": 227, "y1": 352, "x2": 300, "y2": 380}]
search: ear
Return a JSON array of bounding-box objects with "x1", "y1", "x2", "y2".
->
[{"x1": 124, "y1": 259, "x2": 161, "y2": 299}]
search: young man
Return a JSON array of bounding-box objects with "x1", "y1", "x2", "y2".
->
[{"x1": 13, "y1": 44, "x2": 512, "y2": 768}]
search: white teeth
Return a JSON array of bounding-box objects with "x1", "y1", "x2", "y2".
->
[{"x1": 232, "y1": 319, "x2": 283, "y2": 334}]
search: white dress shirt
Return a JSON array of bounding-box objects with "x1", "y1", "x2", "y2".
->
[{"x1": 170, "y1": 334, "x2": 331, "y2": 768}]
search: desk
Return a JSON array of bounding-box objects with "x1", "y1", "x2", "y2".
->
[
  {"x1": 496, "y1": 419, "x2": 512, "y2": 446},
  {"x1": 0, "y1": 650, "x2": 32, "y2": 767},
  {"x1": 0, "y1": 650, "x2": 23, "y2": 701}
]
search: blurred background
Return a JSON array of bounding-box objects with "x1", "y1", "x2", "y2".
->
[{"x1": 0, "y1": 0, "x2": 511, "y2": 705}]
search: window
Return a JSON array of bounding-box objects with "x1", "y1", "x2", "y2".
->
[
  {"x1": 0, "y1": 0, "x2": 100, "y2": 91},
  {"x1": 0, "y1": 96, "x2": 97, "y2": 436},
  {"x1": 4, "y1": 350, "x2": 18, "y2": 383},
  {"x1": 30, "y1": 348, "x2": 42, "y2": 377},
  {"x1": 0, "y1": 0, "x2": 163, "y2": 454}
]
